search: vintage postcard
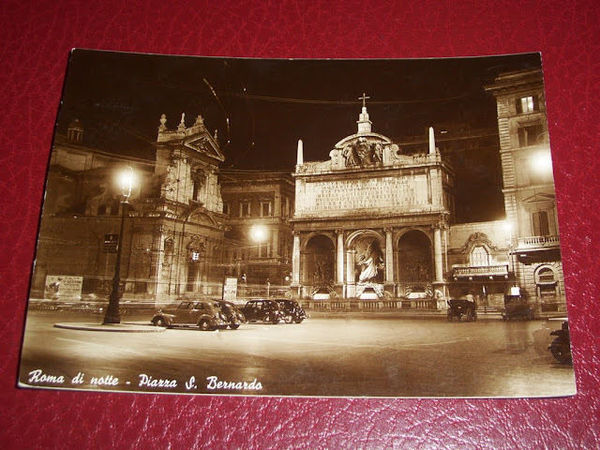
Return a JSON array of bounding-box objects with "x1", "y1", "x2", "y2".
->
[{"x1": 19, "y1": 50, "x2": 576, "y2": 397}]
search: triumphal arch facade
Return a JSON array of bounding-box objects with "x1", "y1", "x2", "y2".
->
[{"x1": 290, "y1": 102, "x2": 454, "y2": 301}]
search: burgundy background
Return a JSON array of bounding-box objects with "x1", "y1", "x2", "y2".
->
[{"x1": 1, "y1": 0, "x2": 599, "y2": 447}]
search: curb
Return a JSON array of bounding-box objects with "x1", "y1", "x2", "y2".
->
[{"x1": 54, "y1": 322, "x2": 165, "y2": 333}]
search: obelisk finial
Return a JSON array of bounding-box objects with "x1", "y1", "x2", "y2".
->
[{"x1": 297, "y1": 139, "x2": 304, "y2": 165}]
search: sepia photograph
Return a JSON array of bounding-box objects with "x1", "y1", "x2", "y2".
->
[{"x1": 18, "y1": 50, "x2": 576, "y2": 397}]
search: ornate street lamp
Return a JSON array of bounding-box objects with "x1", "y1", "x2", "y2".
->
[{"x1": 103, "y1": 167, "x2": 136, "y2": 324}]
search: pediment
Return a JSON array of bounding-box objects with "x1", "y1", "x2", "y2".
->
[
  {"x1": 522, "y1": 192, "x2": 555, "y2": 204},
  {"x1": 184, "y1": 134, "x2": 225, "y2": 162}
]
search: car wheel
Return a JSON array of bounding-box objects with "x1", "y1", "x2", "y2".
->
[
  {"x1": 294, "y1": 318, "x2": 304, "y2": 324},
  {"x1": 550, "y1": 338, "x2": 572, "y2": 364},
  {"x1": 284, "y1": 315, "x2": 293, "y2": 324},
  {"x1": 270, "y1": 315, "x2": 280, "y2": 324},
  {"x1": 198, "y1": 320, "x2": 212, "y2": 331},
  {"x1": 447, "y1": 314, "x2": 453, "y2": 322},
  {"x1": 153, "y1": 317, "x2": 167, "y2": 327},
  {"x1": 229, "y1": 323, "x2": 240, "y2": 330}
]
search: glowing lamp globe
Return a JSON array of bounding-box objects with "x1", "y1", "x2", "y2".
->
[
  {"x1": 530, "y1": 152, "x2": 553, "y2": 175},
  {"x1": 250, "y1": 225, "x2": 268, "y2": 243},
  {"x1": 117, "y1": 167, "x2": 136, "y2": 198}
]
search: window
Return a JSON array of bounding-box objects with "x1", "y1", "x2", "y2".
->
[
  {"x1": 223, "y1": 202, "x2": 230, "y2": 215},
  {"x1": 240, "y1": 201, "x2": 251, "y2": 217},
  {"x1": 282, "y1": 197, "x2": 289, "y2": 218},
  {"x1": 518, "y1": 124, "x2": 544, "y2": 147},
  {"x1": 257, "y1": 242, "x2": 271, "y2": 258},
  {"x1": 134, "y1": 281, "x2": 147, "y2": 293},
  {"x1": 538, "y1": 267, "x2": 555, "y2": 283},
  {"x1": 531, "y1": 211, "x2": 550, "y2": 236},
  {"x1": 516, "y1": 95, "x2": 537, "y2": 114},
  {"x1": 110, "y1": 198, "x2": 120, "y2": 216},
  {"x1": 470, "y1": 246, "x2": 490, "y2": 267},
  {"x1": 260, "y1": 201, "x2": 272, "y2": 217}
]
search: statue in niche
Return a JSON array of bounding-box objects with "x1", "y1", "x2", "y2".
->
[{"x1": 356, "y1": 240, "x2": 384, "y2": 282}]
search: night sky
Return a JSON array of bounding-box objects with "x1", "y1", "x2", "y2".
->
[{"x1": 56, "y1": 50, "x2": 542, "y2": 222}]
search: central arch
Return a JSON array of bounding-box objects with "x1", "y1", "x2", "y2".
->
[{"x1": 345, "y1": 230, "x2": 385, "y2": 288}]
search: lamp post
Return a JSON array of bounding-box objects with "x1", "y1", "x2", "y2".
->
[
  {"x1": 503, "y1": 220, "x2": 517, "y2": 290},
  {"x1": 103, "y1": 167, "x2": 136, "y2": 324}
]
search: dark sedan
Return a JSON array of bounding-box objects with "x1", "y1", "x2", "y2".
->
[
  {"x1": 241, "y1": 300, "x2": 283, "y2": 324},
  {"x1": 151, "y1": 300, "x2": 228, "y2": 331}
]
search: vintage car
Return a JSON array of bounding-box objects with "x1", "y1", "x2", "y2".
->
[
  {"x1": 241, "y1": 299, "x2": 283, "y2": 324},
  {"x1": 215, "y1": 300, "x2": 246, "y2": 329},
  {"x1": 549, "y1": 319, "x2": 572, "y2": 364},
  {"x1": 502, "y1": 294, "x2": 534, "y2": 320},
  {"x1": 447, "y1": 299, "x2": 477, "y2": 322},
  {"x1": 275, "y1": 299, "x2": 308, "y2": 324},
  {"x1": 151, "y1": 300, "x2": 228, "y2": 331}
]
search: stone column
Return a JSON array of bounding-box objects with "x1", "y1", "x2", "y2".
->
[
  {"x1": 384, "y1": 228, "x2": 394, "y2": 284},
  {"x1": 292, "y1": 232, "x2": 301, "y2": 286},
  {"x1": 336, "y1": 230, "x2": 344, "y2": 284},
  {"x1": 272, "y1": 229, "x2": 279, "y2": 258},
  {"x1": 346, "y1": 249, "x2": 356, "y2": 298},
  {"x1": 434, "y1": 227, "x2": 444, "y2": 283},
  {"x1": 151, "y1": 226, "x2": 165, "y2": 302}
]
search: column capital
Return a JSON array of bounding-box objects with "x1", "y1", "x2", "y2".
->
[
  {"x1": 383, "y1": 227, "x2": 394, "y2": 234},
  {"x1": 335, "y1": 228, "x2": 344, "y2": 235}
]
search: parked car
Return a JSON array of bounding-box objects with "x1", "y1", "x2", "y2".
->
[
  {"x1": 447, "y1": 299, "x2": 477, "y2": 322},
  {"x1": 275, "y1": 299, "x2": 307, "y2": 323},
  {"x1": 241, "y1": 299, "x2": 283, "y2": 324},
  {"x1": 215, "y1": 300, "x2": 246, "y2": 329},
  {"x1": 151, "y1": 300, "x2": 228, "y2": 331},
  {"x1": 502, "y1": 294, "x2": 534, "y2": 320},
  {"x1": 549, "y1": 319, "x2": 572, "y2": 364}
]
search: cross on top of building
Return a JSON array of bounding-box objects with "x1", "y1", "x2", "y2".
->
[{"x1": 358, "y1": 92, "x2": 370, "y2": 108}]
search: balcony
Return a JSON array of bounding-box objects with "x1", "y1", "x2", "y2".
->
[
  {"x1": 452, "y1": 264, "x2": 509, "y2": 278},
  {"x1": 517, "y1": 235, "x2": 560, "y2": 250}
]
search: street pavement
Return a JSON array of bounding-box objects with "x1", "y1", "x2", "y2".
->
[{"x1": 18, "y1": 311, "x2": 576, "y2": 397}]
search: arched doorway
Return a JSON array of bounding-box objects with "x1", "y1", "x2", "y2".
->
[
  {"x1": 536, "y1": 265, "x2": 559, "y2": 312},
  {"x1": 396, "y1": 230, "x2": 432, "y2": 283},
  {"x1": 302, "y1": 234, "x2": 335, "y2": 288}
]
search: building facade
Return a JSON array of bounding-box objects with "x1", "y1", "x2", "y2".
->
[
  {"x1": 32, "y1": 68, "x2": 567, "y2": 314},
  {"x1": 32, "y1": 114, "x2": 230, "y2": 304},
  {"x1": 220, "y1": 169, "x2": 294, "y2": 287},
  {"x1": 486, "y1": 69, "x2": 565, "y2": 312}
]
